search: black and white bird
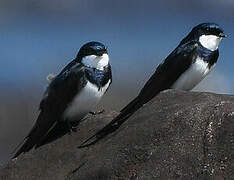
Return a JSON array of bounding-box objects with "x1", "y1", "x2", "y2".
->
[
  {"x1": 79, "y1": 23, "x2": 226, "y2": 147},
  {"x1": 13, "y1": 41, "x2": 112, "y2": 158}
]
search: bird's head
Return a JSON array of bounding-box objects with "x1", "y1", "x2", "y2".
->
[
  {"x1": 76, "y1": 41, "x2": 109, "y2": 70},
  {"x1": 182, "y1": 23, "x2": 227, "y2": 51}
]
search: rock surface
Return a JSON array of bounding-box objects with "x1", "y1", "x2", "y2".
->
[{"x1": 0, "y1": 90, "x2": 234, "y2": 180}]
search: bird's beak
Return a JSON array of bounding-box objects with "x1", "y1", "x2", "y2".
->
[{"x1": 219, "y1": 32, "x2": 227, "y2": 38}]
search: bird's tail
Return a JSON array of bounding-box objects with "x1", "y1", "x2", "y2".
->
[
  {"x1": 34, "y1": 121, "x2": 80, "y2": 149},
  {"x1": 78, "y1": 97, "x2": 142, "y2": 148},
  {"x1": 12, "y1": 129, "x2": 37, "y2": 159},
  {"x1": 12, "y1": 113, "x2": 54, "y2": 159}
]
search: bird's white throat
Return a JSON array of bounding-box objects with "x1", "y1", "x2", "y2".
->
[
  {"x1": 82, "y1": 53, "x2": 109, "y2": 70},
  {"x1": 199, "y1": 35, "x2": 222, "y2": 51},
  {"x1": 63, "y1": 80, "x2": 111, "y2": 121}
]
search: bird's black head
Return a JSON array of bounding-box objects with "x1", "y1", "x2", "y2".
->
[
  {"x1": 180, "y1": 23, "x2": 226, "y2": 50},
  {"x1": 76, "y1": 41, "x2": 109, "y2": 70},
  {"x1": 76, "y1": 41, "x2": 107, "y2": 59},
  {"x1": 191, "y1": 23, "x2": 226, "y2": 38}
]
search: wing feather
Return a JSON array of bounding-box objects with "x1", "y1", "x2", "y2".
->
[{"x1": 13, "y1": 61, "x2": 86, "y2": 158}]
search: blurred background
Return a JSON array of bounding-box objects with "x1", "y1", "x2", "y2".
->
[{"x1": 0, "y1": 0, "x2": 233, "y2": 164}]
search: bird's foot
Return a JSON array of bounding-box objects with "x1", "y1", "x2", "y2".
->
[
  {"x1": 66, "y1": 121, "x2": 75, "y2": 135},
  {"x1": 68, "y1": 127, "x2": 77, "y2": 134},
  {"x1": 89, "y1": 109, "x2": 105, "y2": 115},
  {"x1": 71, "y1": 126, "x2": 78, "y2": 132},
  {"x1": 68, "y1": 130, "x2": 72, "y2": 135}
]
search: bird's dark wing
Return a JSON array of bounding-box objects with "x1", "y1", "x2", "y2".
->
[
  {"x1": 13, "y1": 61, "x2": 86, "y2": 158},
  {"x1": 105, "y1": 64, "x2": 112, "y2": 93},
  {"x1": 36, "y1": 65, "x2": 112, "y2": 148},
  {"x1": 79, "y1": 41, "x2": 199, "y2": 148}
]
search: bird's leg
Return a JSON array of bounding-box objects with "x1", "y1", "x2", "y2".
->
[
  {"x1": 89, "y1": 109, "x2": 105, "y2": 115},
  {"x1": 80, "y1": 116, "x2": 89, "y2": 122},
  {"x1": 71, "y1": 126, "x2": 77, "y2": 132},
  {"x1": 66, "y1": 121, "x2": 73, "y2": 135}
]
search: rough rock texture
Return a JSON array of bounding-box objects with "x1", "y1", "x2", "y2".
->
[{"x1": 0, "y1": 90, "x2": 234, "y2": 180}]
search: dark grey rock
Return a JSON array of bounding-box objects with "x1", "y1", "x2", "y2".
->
[{"x1": 0, "y1": 90, "x2": 234, "y2": 180}]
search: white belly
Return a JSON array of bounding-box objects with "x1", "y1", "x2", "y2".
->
[
  {"x1": 171, "y1": 57, "x2": 215, "y2": 91},
  {"x1": 63, "y1": 80, "x2": 110, "y2": 121}
]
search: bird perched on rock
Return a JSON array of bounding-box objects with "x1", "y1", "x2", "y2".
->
[
  {"x1": 13, "y1": 41, "x2": 112, "y2": 158},
  {"x1": 79, "y1": 23, "x2": 226, "y2": 148}
]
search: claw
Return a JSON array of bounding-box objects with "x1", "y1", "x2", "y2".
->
[
  {"x1": 72, "y1": 126, "x2": 77, "y2": 132},
  {"x1": 89, "y1": 109, "x2": 105, "y2": 115},
  {"x1": 66, "y1": 121, "x2": 74, "y2": 135}
]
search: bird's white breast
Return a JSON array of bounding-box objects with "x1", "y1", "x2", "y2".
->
[
  {"x1": 171, "y1": 57, "x2": 215, "y2": 91},
  {"x1": 63, "y1": 80, "x2": 111, "y2": 121}
]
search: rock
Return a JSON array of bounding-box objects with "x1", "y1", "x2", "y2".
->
[{"x1": 0, "y1": 90, "x2": 233, "y2": 180}]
